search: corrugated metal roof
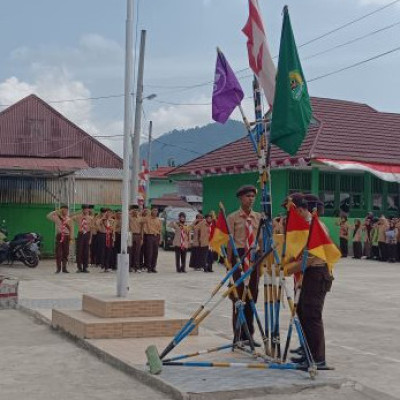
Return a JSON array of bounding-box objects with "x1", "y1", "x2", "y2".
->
[
  {"x1": 169, "y1": 96, "x2": 400, "y2": 175},
  {"x1": 74, "y1": 168, "x2": 123, "y2": 180},
  {"x1": 0, "y1": 157, "x2": 88, "y2": 172},
  {"x1": 0, "y1": 94, "x2": 122, "y2": 169}
]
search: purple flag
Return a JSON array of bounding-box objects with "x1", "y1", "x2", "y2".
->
[{"x1": 212, "y1": 49, "x2": 244, "y2": 124}]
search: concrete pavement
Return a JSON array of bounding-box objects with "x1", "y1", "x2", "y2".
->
[
  {"x1": 0, "y1": 310, "x2": 170, "y2": 400},
  {"x1": 1, "y1": 251, "x2": 399, "y2": 399}
]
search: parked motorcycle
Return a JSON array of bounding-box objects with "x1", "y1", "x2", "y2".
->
[{"x1": 0, "y1": 232, "x2": 41, "y2": 268}]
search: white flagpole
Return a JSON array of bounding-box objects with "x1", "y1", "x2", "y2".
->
[{"x1": 117, "y1": 0, "x2": 134, "y2": 297}]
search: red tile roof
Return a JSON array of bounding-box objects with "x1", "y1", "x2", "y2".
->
[
  {"x1": 170, "y1": 97, "x2": 399, "y2": 175},
  {"x1": 149, "y1": 167, "x2": 174, "y2": 179}
]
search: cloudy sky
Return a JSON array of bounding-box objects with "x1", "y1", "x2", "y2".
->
[{"x1": 1, "y1": 0, "x2": 400, "y2": 156}]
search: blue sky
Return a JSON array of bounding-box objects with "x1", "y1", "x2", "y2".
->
[{"x1": 1, "y1": 0, "x2": 400, "y2": 155}]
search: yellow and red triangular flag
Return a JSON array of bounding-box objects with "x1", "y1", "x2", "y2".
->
[
  {"x1": 307, "y1": 212, "x2": 341, "y2": 268},
  {"x1": 209, "y1": 210, "x2": 229, "y2": 255},
  {"x1": 285, "y1": 202, "x2": 309, "y2": 259}
]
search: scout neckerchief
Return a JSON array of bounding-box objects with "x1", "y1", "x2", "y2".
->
[
  {"x1": 105, "y1": 219, "x2": 112, "y2": 248},
  {"x1": 59, "y1": 215, "x2": 69, "y2": 243},
  {"x1": 179, "y1": 223, "x2": 186, "y2": 250},
  {"x1": 81, "y1": 215, "x2": 88, "y2": 234},
  {"x1": 243, "y1": 214, "x2": 255, "y2": 272}
]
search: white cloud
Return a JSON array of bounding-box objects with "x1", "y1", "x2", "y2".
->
[
  {"x1": 149, "y1": 97, "x2": 212, "y2": 137},
  {"x1": 9, "y1": 33, "x2": 123, "y2": 81}
]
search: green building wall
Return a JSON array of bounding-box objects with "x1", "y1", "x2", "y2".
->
[
  {"x1": 203, "y1": 170, "x2": 288, "y2": 216},
  {"x1": 0, "y1": 203, "x2": 120, "y2": 257},
  {"x1": 149, "y1": 179, "x2": 177, "y2": 201}
]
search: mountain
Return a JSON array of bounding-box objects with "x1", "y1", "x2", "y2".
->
[{"x1": 140, "y1": 119, "x2": 246, "y2": 168}]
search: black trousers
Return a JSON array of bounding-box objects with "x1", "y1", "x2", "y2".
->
[
  {"x1": 352, "y1": 241, "x2": 362, "y2": 259},
  {"x1": 189, "y1": 246, "x2": 199, "y2": 268},
  {"x1": 129, "y1": 233, "x2": 142, "y2": 271},
  {"x1": 197, "y1": 246, "x2": 208, "y2": 270},
  {"x1": 378, "y1": 241, "x2": 387, "y2": 261},
  {"x1": 144, "y1": 234, "x2": 159, "y2": 271},
  {"x1": 371, "y1": 245, "x2": 380, "y2": 260},
  {"x1": 111, "y1": 233, "x2": 121, "y2": 270},
  {"x1": 387, "y1": 243, "x2": 397, "y2": 262},
  {"x1": 97, "y1": 232, "x2": 113, "y2": 270},
  {"x1": 55, "y1": 233, "x2": 70, "y2": 272},
  {"x1": 205, "y1": 250, "x2": 214, "y2": 272},
  {"x1": 340, "y1": 237, "x2": 348, "y2": 257},
  {"x1": 231, "y1": 248, "x2": 260, "y2": 338},
  {"x1": 76, "y1": 232, "x2": 90, "y2": 271},
  {"x1": 298, "y1": 266, "x2": 332, "y2": 363},
  {"x1": 174, "y1": 247, "x2": 187, "y2": 272}
]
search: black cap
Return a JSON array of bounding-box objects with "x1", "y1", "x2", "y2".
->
[
  {"x1": 60, "y1": 204, "x2": 69, "y2": 210},
  {"x1": 81, "y1": 204, "x2": 90, "y2": 210},
  {"x1": 303, "y1": 194, "x2": 323, "y2": 212},
  {"x1": 100, "y1": 207, "x2": 106, "y2": 213},
  {"x1": 129, "y1": 204, "x2": 139, "y2": 210},
  {"x1": 281, "y1": 193, "x2": 307, "y2": 209},
  {"x1": 236, "y1": 185, "x2": 257, "y2": 197},
  {"x1": 88, "y1": 204, "x2": 95, "y2": 209}
]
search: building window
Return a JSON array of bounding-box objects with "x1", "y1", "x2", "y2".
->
[
  {"x1": 372, "y1": 177, "x2": 383, "y2": 212},
  {"x1": 339, "y1": 174, "x2": 363, "y2": 213},
  {"x1": 288, "y1": 170, "x2": 311, "y2": 194},
  {"x1": 387, "y1": 181, "x2": 400, "y2": 214},
  {"x1": 319, "y1": 172, "x2": 336, "y2": 212}
]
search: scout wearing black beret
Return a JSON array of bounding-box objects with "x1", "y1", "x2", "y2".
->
[{"x1": 236, "y1": 185, "x2": 258, "y2": 197}]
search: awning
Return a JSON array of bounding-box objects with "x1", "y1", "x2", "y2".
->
[
  {"x1": 317, "y1": 158, "x2": 400, "y2": 183},
  {"x1": 0, "y1": 157, "x2": 88, "y2": 176}
]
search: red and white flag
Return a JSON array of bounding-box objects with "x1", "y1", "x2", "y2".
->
[
  {"x1": 138, "y1": 160, "x2": 149, "y2": 205},
  {"x1": 242, "y1": 0, "x2": 276, "y2": 107}
]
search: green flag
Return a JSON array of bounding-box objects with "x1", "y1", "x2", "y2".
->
[{"x1": 270, "y1": 6, "x2": 312, "y2": 156}]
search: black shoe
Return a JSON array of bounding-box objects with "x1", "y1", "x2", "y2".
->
[
  {"x1": 181, "y1": 270, "x2": 186, "y2": 273},
  {"x1": 55, "y1": 270, "x2": 61, "y2": 274},
  {"x1": 290, "y1": 346, "x2": 305, "y2": 355},
  {"x1": 291, "y1": 355, "x2": 306, "y2": 363},
  {"x1": 76, "y1": 269, "x2": 82, "y2": 273},
  {"x1": 147, "y1": 269, "x2": 152, "y2": 273},
  {"x1": 62, "y1": 270, "x2": 69, "y2": 274},
  {"x1": 209, "y1": 269, "x2": 214, "y2": 272},
  {"x1": 296, "y1": 360, "x2": 326, "y2": 370},
  {"x1": 152, "y1": 269, "x2": 158, "y2": 273},
  {"x1": 82, "y1": 269, "x2": 89, "y2": 273}
]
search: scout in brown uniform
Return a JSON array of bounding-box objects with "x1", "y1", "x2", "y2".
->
[
  {"x1": 169, "y1": 212, "x2": 191, "y2": 273},
  {"x1": 112, "y1": 210, "x2": 122, "y2": 270},
  {"x1": 189, "y1": 213, "x2": 203, "y2": 271},
  {"x1": 71, "y1": 204, "x2": 93, "y2": 273},
  {"x1": 90, "y1": 208, "x2": 101, "y2": 267},
  {"x1": 96, "y1": 208, "x2": 115, "y2": 272},
  {"x1": 140, "y1": 208, "x2": 150, "y2": 270},
  {"x1": 285, "y1": 194, "x2": 333, "y2": 368},
  {"x1": 129, "y1": 205, "x2": 143, "y2": 272},
  {"x1": 377, "y1": 215, "x2": 389, "y2": 261},
  {"x1": 47, "y1": 205, "x2": 73, "y2": 273},
  {"x1": 189, "y1": 213, "x2": 203, "y2": 270},
  {"x1": 143, "y1": 207, "x2": 162, "y2": 273},
  {"x1": 198, "y1": 214, "x2": 214, "y2": 272},
  {"x1": 227, "y1": 185, "x2": 261, "y2": 340}
]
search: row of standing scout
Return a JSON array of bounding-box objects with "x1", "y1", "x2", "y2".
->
[{"x1": 46, "y1": 204, "x2": 217, "y2": 274}]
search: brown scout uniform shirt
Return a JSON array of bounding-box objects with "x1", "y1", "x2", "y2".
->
[
  {"x1": 198, "y1": 220, "x2": 212, "y2": 247},
  {"x1": 96, "y1": 217, "x2": 115, "y2": 233},
  {"x1": 47, "y1": 211, "x2": 73, "y2": 235},
  {"x1": 143, "y1": 216, "x2": 162, "y2": 235},
  {"x1": 227, "y1": 208, "x2": 261, "y2": 249},
  {"x1": 71, "y1": 213, "x2": 93, "y2": 233},
  {"x1": 169, "y1": 222, "x2": 191, "y2": 248},
  {"x1": 129, "y1": 216, "x2": 143, "y2": 235}
]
